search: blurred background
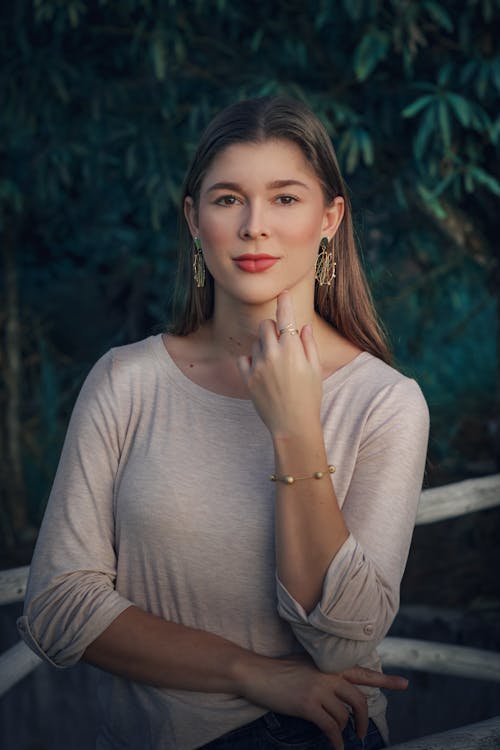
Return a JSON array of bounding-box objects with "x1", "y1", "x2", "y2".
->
[{"x1": 1, "y1": 0, "x2": 499, "y2": 747}]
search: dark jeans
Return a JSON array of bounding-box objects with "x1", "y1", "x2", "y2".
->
[{"x1": 199, "y1": 712, "x2": 386, "y2": 749}]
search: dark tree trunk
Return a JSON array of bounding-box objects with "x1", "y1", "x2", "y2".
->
[{"x1": 2, "y1": 230, "x2": 28, "y2": 538}]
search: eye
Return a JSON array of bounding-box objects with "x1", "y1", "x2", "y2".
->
[
  {"x1": 214, "y1": 194, "x2": 241, "y2": 206},
  {"x1": 275, "y1": 195, "x2": 298, "y2": 205}
]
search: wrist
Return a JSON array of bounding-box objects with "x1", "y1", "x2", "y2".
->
[
  {"x1": 271, "y1": 422, "x2": 324, "y2": 447},
  {"x1": 230, "y1": 649, "x2": 274, "y2": 699}
]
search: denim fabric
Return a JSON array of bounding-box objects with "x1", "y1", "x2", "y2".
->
[{"x1": 199, "y1": 713, "x2": 386, "y2": 749}]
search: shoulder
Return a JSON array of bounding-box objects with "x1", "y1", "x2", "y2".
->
[
  {"x1": 356, "y1": 354, "x2": 429, "y2": 436},
  {"x1": 78, "y1": 335, "x2": 161, "y2": 404},
  {"x1": 359, "y1": 354, "x2": 426, "y2": 401},
  {"x1": 325, "y1": 353, "x2": 429, "y2": 433}
]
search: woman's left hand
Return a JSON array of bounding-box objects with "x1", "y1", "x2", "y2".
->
[{"x1": 237, "y1": 291, "x2": 322, "y2": 439}]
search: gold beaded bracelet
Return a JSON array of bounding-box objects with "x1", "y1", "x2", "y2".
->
[{"x1": 269, "y1": 465, "x2": 336, "y2": 485}]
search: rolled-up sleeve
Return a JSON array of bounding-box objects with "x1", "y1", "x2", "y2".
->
[
  {"x1": 276, "y1": 377, "x2": 429, "y2": 672},
  {"x1": 17, "y1": 350, "x2": 134, "y2": 667}
]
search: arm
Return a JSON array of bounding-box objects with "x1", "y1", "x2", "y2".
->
[
  {"x1": 238, "y1": 292, "x2": 429, "y2": 671},
  {"x1": 83, "y1": 602, "x2": 408, "y2": 750},
  {"x1": 238, "y1": 292, "x2": 353, "y2": 613},
  {"x1": 276, "y1": 378, "x2": 429, "y2": 671}
]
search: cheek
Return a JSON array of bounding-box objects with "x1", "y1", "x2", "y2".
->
[
  {"x1": 199, "y1": 214, "x2": 233, "y2": 250},
  {"x1": 289, "y1": 213, "x2": 323, "y2": 248}
]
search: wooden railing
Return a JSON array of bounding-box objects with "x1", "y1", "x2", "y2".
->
[{"x1": 1, "y1": 473, "x2": 500, "y2": 748}]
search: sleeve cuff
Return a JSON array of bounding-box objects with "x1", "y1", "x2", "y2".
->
[
  {"x1": 17, "y1": 615, "x2": 65, "y2": 669},
  {"x1": 276, "y1": 533, "x2": 377, "y2": 641},
  {"x1": 17, "y1": 597, "x2": 134, "y2": 668}
]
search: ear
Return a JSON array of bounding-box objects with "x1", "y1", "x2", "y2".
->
[
  {"x1": 184, "y1": 196, "x2": 199, "y2": 238},
  {"x1": 321, "y1": 196, "x2": 344, "y2": 241}
]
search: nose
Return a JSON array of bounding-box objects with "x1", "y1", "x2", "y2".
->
[{"x1": 239, "y1": 202, "x2": 269, "y2": 240}]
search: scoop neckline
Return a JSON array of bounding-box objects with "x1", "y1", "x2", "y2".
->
[{"x1": 150, "y1": 333, "x2": 372, "y2": 409}]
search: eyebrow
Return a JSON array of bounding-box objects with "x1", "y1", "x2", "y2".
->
[{"x1": 206, "y1": 179, "x2": 310, "y2": 192}]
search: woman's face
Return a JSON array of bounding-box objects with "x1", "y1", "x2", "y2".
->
[{"x1": 184, "y1": 138, "x2": 344, "y2": 308}]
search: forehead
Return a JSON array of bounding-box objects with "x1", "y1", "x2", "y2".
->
[{"x1": 201, "y1": 138, "x2": 319, "y2": 188}]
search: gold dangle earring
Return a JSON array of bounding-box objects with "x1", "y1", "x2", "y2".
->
[
  {"x1": 315, "y1": 236, "x2": 336, "y2": 286},
  {"x1": 192, "y1": 236, "x2": 206, "y2": 288}
]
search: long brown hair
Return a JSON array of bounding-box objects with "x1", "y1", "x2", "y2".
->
[{"x1": 169, "y1": 96, "x2": 391, "y2": 364}]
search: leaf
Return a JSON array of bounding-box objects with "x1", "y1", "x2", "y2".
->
[
  {"x1": 257, "y1": 80, "x2": 278, "y2": 96},
  {"x1": 353, "y1": 30, "x2": 390, "y2": 82},
  {"x1": 464, "y1": 170, "x2": 474, "y2": 193},
  {"x1": 446, "y1": 93, "x2": 472, "y2": 127},
  {"x1": 152, "y1": 36, "x2": 166, "y2": 81},
  {"x1": 437, "y1": 63, "x2": 453, "y2": 87},
  {"x1": 393, "y1": 179, "x2": 408, "y2": 209},
  {"x1": 438, "y1": 99, "x2": 452, "y2": 149},
  {"x1": 250, "y1": 28, "x2": 264, "y2": 53},
  {"x1": 342, "y1": 0, "x2": 365, "y2": 21},
  {"x1": 469, "y1": 167, "x2": 500, "y2": 196},
  {"x1": 414, "y1": 105, "x2": 436, "y2": 160},
  {"x1": 359, "y1": 129, "x2": 374, "y2": 166},
  {"x1": 460, "y1": 60, "x2": 477, "y2": 85},
  {"x1": 490, "y1": 117, "x2": 500, "y2": 145},
  {"x1": 492, "y1": 58, "x2": 500, "y2": 93},
  {"x1": 430, "y1": 172, "x2": 456, "y2": 198},
  {"x1": 346, "y1": 135, "x2": 360, "y2": 173},
  {"x1": 402, "y1": 94, "x2": 435, "y2": 119},
  {"x1": 469, "y1": 103, "x2": 491, "y2": 133},
  {"x1": 424, "y1": 1, "x2": 454, "y2": 32},
  {"x1": 68, "y1": 1, "x2": 85, "y2": 28},
  {"x1": 417, "y1": 184, "x2": 447, "y2": 219}
]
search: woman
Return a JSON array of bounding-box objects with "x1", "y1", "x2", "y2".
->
[{"x1": 19, "y1": 97, "x2": 429, "y2": 750}]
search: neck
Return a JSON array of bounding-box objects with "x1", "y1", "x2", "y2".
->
[{"x1": 204, "y1": 289, "x2": 323, "y2": 360}]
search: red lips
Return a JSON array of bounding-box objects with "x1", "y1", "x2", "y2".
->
[{"x1": 233, "y1": 254, "x2": 279, "y2": 273}]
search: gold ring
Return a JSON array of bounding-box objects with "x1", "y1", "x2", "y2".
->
[{"x1": 279, "y1": 323, "x2": 299, "y2": 336}]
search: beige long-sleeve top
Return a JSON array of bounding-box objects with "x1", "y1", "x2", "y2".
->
[{"x1": 18, "y1": 334, "x2": 429, "y2": 749}]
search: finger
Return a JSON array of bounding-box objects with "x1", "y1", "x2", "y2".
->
[
  {"x1": 309, "y1": 708, "x2": 344, "y2": 750},
  {"x1": 320, "y1": 696, "x2": 349, "y2": 731},
  {"x1": 300, "y1": 324, "x2": 321, "y2": 372},
  {"x1": 334, "y1": 682, "x2": 368, "y2": 740},
  {"x1": 259, "y1": 318, "x2": 280, "y2": 355},
  {"x1": 276, "y1": 290, "x2": 297, "y2": 338},
  {"x1": 237, "y1": 355, "x2": 251, "y2": 381},
  {"x1": 343, "y1": 666, "x2": 409, "y2": 691}
]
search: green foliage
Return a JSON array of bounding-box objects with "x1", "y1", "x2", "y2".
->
[{"x1": 0, "y1": 0, "x2": 499, "y2": 533}]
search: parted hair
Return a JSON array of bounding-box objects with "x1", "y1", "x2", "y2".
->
[{"x1": 169, "y1": 96, "x2": 391, "y2": 364}]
